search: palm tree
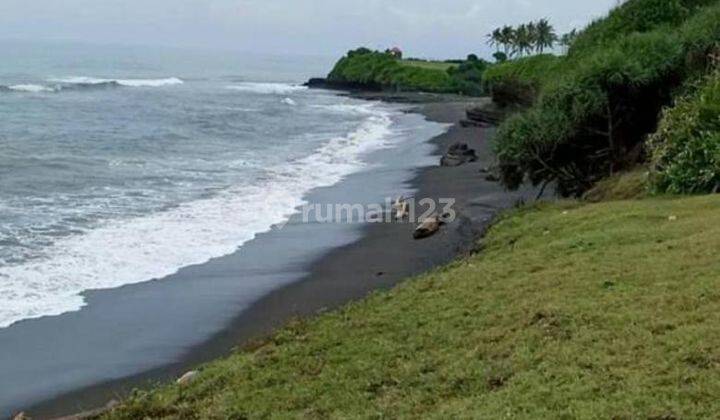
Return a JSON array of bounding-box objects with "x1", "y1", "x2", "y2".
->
[
  {"x1": 512, "y1": 24, "x2": 534, "y2": 57},
  {"x1": 535, "y1": 19, "x2": 557, "y2": 53},
  {"x1": 560, "y1": 29, "x2": 579, "y2": 53},
  {"x1": 486, "y1": 28, "x2": 502, "y2": 52},
  {"x1": 527, "y1": 22, "x2": 539, "y2": 53},
  {"x1": 499, "y1": 26, "x2": 515, "y2": 55}
]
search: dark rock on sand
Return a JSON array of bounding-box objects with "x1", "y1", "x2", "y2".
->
[
  {"x1": 440, "y1": 142, "x2": 478, "y2": 167},
  {"x1": 478, "y1": 165, "x2": 501, "y2": 182},
  {"x1": 465, "y1": 106, "x2": 504, "y2": 126},
  {"x1": 305, "y1": 77, "x2": 382, "y2": 92},
  {"x1": 460, "y1": 119, "x2": 490, "y2": 128},
  {"x1": 413, "y1": 215, "x2": 446, "y2": 240}
]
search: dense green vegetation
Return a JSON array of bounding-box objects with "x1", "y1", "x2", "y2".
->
[
  {"x1": 568, "y1": 0, "x2": 716, "y2": 55},
  {"x1": 489, "y1": 0, "x2": 720, "y2": 196},
  {"x1": 326, "y1": 48, "x2": 489, "y2": 96},
  {"x1": 481, "y1": 54, "x2": 561, "y2": 106},
  {"x1": 650, "y1": 70, "x2": 720, "y2": 193},
  {"x1": 104, "y1": 194, "x2": 720, "y2": 419}
]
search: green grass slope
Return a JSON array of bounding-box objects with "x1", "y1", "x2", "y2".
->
[
  {"x1": 106, "y1": 194, "x2": 720, "y2": 419},
  {"x1": 400, "y1": 59, "x2": 457, "y2": 72}
]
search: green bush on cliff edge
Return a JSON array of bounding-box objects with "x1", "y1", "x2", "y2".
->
[
  {"x1": 649, "y1": 70, "x2": 720, "y2": 193},
  {"x1": 327, "y1": 48, "x2": 487, "y2": 96},
  {"x1": 491, "y1": 0, "x2": 720, "y2": 197}
]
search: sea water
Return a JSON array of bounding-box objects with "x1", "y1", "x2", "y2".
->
[
  {"x1": 0, "y1": 42, "x2": 443, "y2": 329},
  {"x1": 0, "y1": 42, "x2": 454, "y2": 414}
]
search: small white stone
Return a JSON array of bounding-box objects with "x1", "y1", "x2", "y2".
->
[
  {"x1": 668, "y1": 215, "x2": 678, "y2": 221},
  {"x1": 177, "y1": 370, "x2": 200, "y2": 386}
]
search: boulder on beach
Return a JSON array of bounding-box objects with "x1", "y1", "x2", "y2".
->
[
  {"x1": 440, "y1": 142, "x2": 478, "y2": 167},
  {"x1": 465, "y1": 105, "x2": 504, "y2": 125},
  {"x1": 413, "y1": 215, "x2": 446, "y2": 240}
]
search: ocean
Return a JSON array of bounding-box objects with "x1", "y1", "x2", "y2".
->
[{"x1": 0, "y1": 42, "x2": 449, "y2": 413}]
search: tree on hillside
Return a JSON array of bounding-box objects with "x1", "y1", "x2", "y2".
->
[
  {"x1": 488, "y1": 20, "x2": 557, "y2": 58},
  {"x1": 488, "y1": 20, "x2": 558, "y2": 58},
  {"x1": 500, "y1": 26, "x2": 516, "y2": 55},
  {"x1": 535, "y1": 19, "x2": 557, "y2": 53},
  {"x1": 512, "y1": 24, "x2": 535, "y2": 57},
  {"x1": 487, "y1": 28, "x2": 503, "y2": 52},
  {"x1": 493, "y1": 51, "x2": 508, "y2": 63},
  {"x1": 560, "y1": 29, "x2": 579, "y2": 53}
]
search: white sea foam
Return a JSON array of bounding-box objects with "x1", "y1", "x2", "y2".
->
[
  {"x1": 0, "y1": 105, "x2": 395, "y2": 328},
  {"x1": 311, "y1": 103, "x2": 378, "y2": 115},
  {"x1": 226, "y1": 82, "x2": 307, "y2": 95},
  {"x1": 281, "y1": 97, "x2": 297, "y2": 106},
  {"x1": 50, "y1": 76, "x2": 184, "y2": 87},
  {"x1": 8, "y1": 84, "x2": 57, "y2": 93}
]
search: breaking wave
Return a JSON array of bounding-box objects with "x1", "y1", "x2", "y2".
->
[
  {"x1": 0, "y1": 104, "x2": 396, "y2": 328},
  {"x1": 226, "y1": 82, "x2": 307, "y2": 95},
  {"x1": 0, "y1": 77, "x2": 183, "y2": 94}
]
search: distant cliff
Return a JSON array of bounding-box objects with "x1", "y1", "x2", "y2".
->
[{"x1": 308, "y1": 48, "x2": 489, "y2": 96}]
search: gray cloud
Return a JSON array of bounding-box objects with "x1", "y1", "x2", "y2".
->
[{"x1": 0, "y1": 0, "x2": 617, "y2": 58}]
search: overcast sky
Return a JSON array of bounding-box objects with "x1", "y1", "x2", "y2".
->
[{"x1": 0, "y1": 0, "x2": 619, "y2": 59}]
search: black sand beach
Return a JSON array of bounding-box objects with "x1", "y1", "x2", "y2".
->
[{"x1": 19, "y1": 95, "x2": 534, "y2": 419}]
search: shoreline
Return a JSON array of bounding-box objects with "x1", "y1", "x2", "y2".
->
[{"x1": 23, "y1": 93, "x2": 534, "y2": 419}]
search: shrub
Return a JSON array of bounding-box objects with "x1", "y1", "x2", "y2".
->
[
  {"x1": 492, "y1": 52, "x2": 508, "y2": 63},
  {"x1": 493, "y1": 0, "x2": 720, "y2": 196},
  {"x1": 649, "y1": 71, "x2": 720, "y2": 193},
  {"x1": 482, "y1": 55, "x2": 561, "y2": 107},
  {"x1": 448, "y1": 59, "x2": 491, "y2": 96}
]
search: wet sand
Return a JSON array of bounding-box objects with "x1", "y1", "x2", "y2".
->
[{"x1": 21, "y1": 96, "x2": 534, "y2": 419}]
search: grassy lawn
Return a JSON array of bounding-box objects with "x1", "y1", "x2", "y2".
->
[
  {"x1": 400, "y1": 59, "x2": 457, "y2": 72},
  {"x1": 106, "y1": 195, "x2": 720, "y2": 419}
]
